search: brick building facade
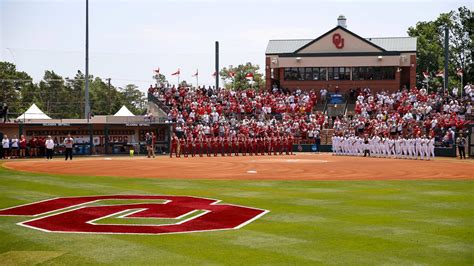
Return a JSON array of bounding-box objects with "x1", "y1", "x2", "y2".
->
[{"x1": 265, "y1": 16, "x2": 417, "y2": 93}]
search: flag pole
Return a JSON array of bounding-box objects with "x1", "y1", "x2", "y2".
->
[
  {"x1": 196, "y1": 69, "x2": 199, "y2": 88},
  {"x1": 426, "y1": 68, "x2": 429, "y2": 92}
]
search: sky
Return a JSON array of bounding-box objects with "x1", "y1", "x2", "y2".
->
[{"x1": 0, "y1": 0, "x2": 471, "y2": 91}]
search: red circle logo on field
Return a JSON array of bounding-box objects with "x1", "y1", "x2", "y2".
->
[{"x1": 0, "y1": 195, "x2": 268, "y2": 235}]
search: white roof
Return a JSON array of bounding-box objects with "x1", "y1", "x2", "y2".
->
[
  {"x1": 114, "y1": 105, "x2": 135, "y2": 116},
  {"x1": 16, "y1": 104, "x2": 51, "y2": 120}
]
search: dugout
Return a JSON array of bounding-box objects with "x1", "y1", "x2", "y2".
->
[{"x1": 2, "y1": 115, "x2": 172, "y2": 156}]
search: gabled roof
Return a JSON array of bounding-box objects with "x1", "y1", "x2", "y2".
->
[
  {"x1": 294, "y1": 26, "x2": 387, "y2": 53},
  {"x1": 114, "y1": 105, "x2": 135, "y2": 116},
  {"x1": 17, "y1": 104, "x2": 51, "y2": 120},
  {"x1": 265, "y1": 39, "x2": 312, "y2": 55},
  {"x1": 266, "y1": 26, "x2": 417, "y2": 55},
  {"x1": 366, "y1": 37, "x2": 417, "y2": 52}
]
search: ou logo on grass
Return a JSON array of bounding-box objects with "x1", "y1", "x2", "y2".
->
[{"x1": 0, "y1": 195, "x2": 268, "y2": 235}]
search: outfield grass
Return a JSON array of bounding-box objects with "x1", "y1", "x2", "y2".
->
[{"x1": 0, "y1": 165, "x2": 472, "y2": 265}]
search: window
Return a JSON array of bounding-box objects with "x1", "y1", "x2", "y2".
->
[
  {"x1": 312, "y1": 68, "x2": 320, "y2": 80},
  {"x1": 320, "y1": 68, "x2": 327, "y2": 81},
  {"x1": 284, "y1": 68, "x2": 300, "y2": 80},
  {"x1": 352, "y1": 67, "x2": 395, "y2": 80},
  {"x1": 298, "y1": 68, "x2": 305, "y2": 81},
  {"x1": 283, "y1": 67, "x2": 327, "y2": 81},
  {"x1": 329, "y1": 67, "x2": 350, "y2": 80},
  {"x1": 305, "y1": 68, "x2": 313, "y2": 80}
]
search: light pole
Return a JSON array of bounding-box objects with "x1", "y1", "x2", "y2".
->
[{"x1": 84, "y1": 0, "x2": 90, "y2": 120}]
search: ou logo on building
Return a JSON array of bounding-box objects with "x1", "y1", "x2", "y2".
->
[
  {"x1": 332, "y1": 33, "x2": 344, "y2": 49},
  {"x1": 0, "y1": 195, "x2": 268, "y2": 235}
]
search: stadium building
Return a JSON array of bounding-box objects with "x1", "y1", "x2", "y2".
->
[{"x1": 265, "y1": 16, "x2": 417, "y2": 92}]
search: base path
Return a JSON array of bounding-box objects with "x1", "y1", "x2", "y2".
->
[{"x1": 3, "y1": 154, "x2": 473, "y2": 181}]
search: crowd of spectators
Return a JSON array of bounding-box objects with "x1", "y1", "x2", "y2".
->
[
  {"x1": 150, "y1": 83, "x2": 472, "y2": 149},
  {"x1": 149, "y1": 85, "x2": 323, "y2": 142},
  {"x1": 334, "y1": 85, "x2": 472, "y2": 147}
]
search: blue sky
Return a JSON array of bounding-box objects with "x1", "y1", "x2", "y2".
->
[{"x1": 1, "y1": 0, "x2": 471, "y2": 91}]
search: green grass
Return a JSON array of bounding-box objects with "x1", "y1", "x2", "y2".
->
[{"x1": 0, "y1": 165, "x2": 473, "y2": 265}]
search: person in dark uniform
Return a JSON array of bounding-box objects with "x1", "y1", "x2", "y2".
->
[
  {"x1": 363, "y1": 136, "x2": 370, "y2": 157},
  {"x1": 63, "y1": 134, "x2": 74, "y2": 160},
  {"x1": 456, "y1": 133, "x2": 467, "y2": 159}
]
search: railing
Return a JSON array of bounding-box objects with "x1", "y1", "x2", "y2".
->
[{"x1": 148, "y1": 93, "x2": 170, "y2": 114}]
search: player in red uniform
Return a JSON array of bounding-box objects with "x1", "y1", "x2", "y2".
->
[
  {"x1": 276, "y1": 135, "x2": 283, "y2": 155},
  {"x1": 219, "y1": 136, "x2": 225, "y2": 157},
  {"x1": 185, "y1": 136, "x2": 192, "y2": 158},
  {"x1": 251, "y1": 137, "x2": 257, "y2": 156},
  {"x1": 179, "y1": 137, "x2": 186, "y2": 157},
  {"x1": 288, "y1": 135, "x2": 294, "y2": 155},
  {"x1": 282, "y1": 136, "x2": 288, "y2": 155},
  {"x1": 204, "y1": 136, "x2": 211, "y2": 157},
  {"x1": 238, "y1": 137, "x2": 243, "y2": 156},
  {"x1": 212, "y1": 136, "x2": 219, "y2": 157},
  {"x1": 272, "y1": 136, "x2": 279, "y2": 155},
  {"x1": 265, "y1": 136, "x2": 272, "y2": 155},
  {"x1": 257, "y1": 137, "x2": 264, "y2": 155},
  {"x1": 244, "y1": 137, "x2": 251, "y2": 156},
  {"x1": 232, "y1": 137, "x2": 238, "y2": 156},
  {"x1": 225, "y1": 137, "x2": 231, "y2": 156},
  {"x1": 170, "y1": 134, "x2": 179, "y2": 158}
]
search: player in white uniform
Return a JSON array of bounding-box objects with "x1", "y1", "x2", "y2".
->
[
  {"x1": 420, "y1": 136, "x2": 428, "y2": 160},
  {"x1": 402, "y1": 138, "x2": 409, "y2": 159},
  {"x1": 415, "y1": 137, "x2": 422, "y2": 160},
  {"x1": 428, "y1": 137, "x2": 435, "y2": 160},
  {"x1": 384, "y1": 137, "x2": 390, "y2": 158},
  {"x1": 389, "y1": 138, "x2": 396, "y2": 158}
]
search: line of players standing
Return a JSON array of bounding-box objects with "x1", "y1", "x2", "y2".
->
[
  {"x1": 169, "y1": 134, "x2": 295, "y2": 158},
  {"x1": 332, "y1": 136, "x2": 435, "y2": 160}
]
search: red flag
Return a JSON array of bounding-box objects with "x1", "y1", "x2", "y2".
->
[
  {"x1": 192, "y1": 70, "x2": 198, "y2": 77},
  {"x1": 212, "y1": 71, "x2": 217, "y2": 76},
  {"x1": 245, "y1": 73, "x2": 254, "y2": 79},
  {"x1": 422, "y1": 71, "x2": 430, "y2": 79},
  {"x1": 456, "y1": 68, "x2": 464, "y2": 77},
  {"x1": 154, "y1": 68, "x2": 160, "y2": 74},
  {"x1": 229, "y1": 71, "x2": 235, "y2": 78},
  {"x1": 171, "y1": 69, "x2": 180, "y2": 76},
  {"x1": 435, "y1": 70, "x2": 444, "y2": 78}
]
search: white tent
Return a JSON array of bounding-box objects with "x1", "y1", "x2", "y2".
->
[
  {"x1": 114, "y1": 105, "x2": 135, "y2": 116},
  {"x1": 16, "y1": 104, "x2": 51, "y2": 120}
]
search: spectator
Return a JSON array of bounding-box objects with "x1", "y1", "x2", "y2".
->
[
  {"x1": 2, "y1": 134, "x2": 10, "y2": 159},
  {"x1": 19, "y1": 135, "x2": 27, "y2": 158},
  {"x1": 45, "y1": 136, "x2": 55, "y2": 160},
  {"x1": 10, "y1": 135, "x2": 19, "y2": 159},
  {"x1": 63, "y1": 134, "x2": 74, "y2": 161}
]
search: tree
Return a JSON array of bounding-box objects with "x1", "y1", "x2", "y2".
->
[
  {"x1": 90, "y1": 77, "x2": 123, "y2": 115},
  {"x1": 179, "y1": 80, "x2": 189, "y2": 87},
  {"x1": 408, "y1": 6, "x2": 473, "y2": 90},
  {"x1": 119, "y1": 84, "x2": 147, "y2": 115},
  {"x1": 0, "y1": 61, "x2": 37, "y2": 116},
  {"x1": 220, "y1": 62, "x2": 265, "y2": 91},
  {"x1": 153, "y1": 73, "x2": 168, "y2": 86},
  {"x1": 65, "y1": 71, "x2": 86, "y2": 118}
]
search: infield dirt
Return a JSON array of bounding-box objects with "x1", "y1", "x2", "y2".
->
[{"x1": 3, "y1": 153, "x2": 473, "y2": 181}]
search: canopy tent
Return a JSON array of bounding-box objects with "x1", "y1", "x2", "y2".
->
[
  {"x1": 113, "y1": 105, "x2": 135, "y2": 116},
  {"x1": 16, "y1": 104, "x2": 51, "y2": 120}
]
